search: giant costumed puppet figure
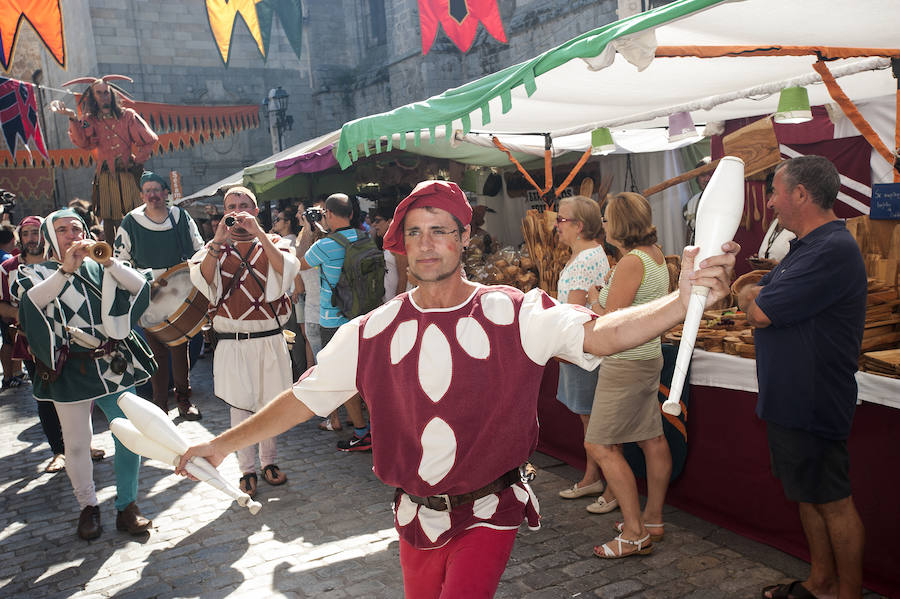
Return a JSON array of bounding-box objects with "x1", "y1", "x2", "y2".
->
[
  {"x1": 49, "y1": 75, "x2": 159, "y2": 241},
  {"x1": 11, "y1": 208, "x2": 158, "y2": 540}
]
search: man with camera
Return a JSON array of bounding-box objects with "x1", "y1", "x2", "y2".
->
[
  {"x1": 189, "y1": 186, "x2": 299, "y2": 497},
  {"x1": 12, "y1": 208, "x2": 156, "y2": 539},
  {"x1": 297, "y1": 194, "x2": 372, "y2": 451},
  {"x1": 114, "y1": 171, "x2": 204, "y2": 420}
]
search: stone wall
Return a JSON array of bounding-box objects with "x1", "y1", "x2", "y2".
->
[{"x1": 4, "y1": 0, "x2": 632, "y2": 207}]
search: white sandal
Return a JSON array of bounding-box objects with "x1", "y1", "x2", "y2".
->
[
  {"x1": 594, "y1": 532, "x2": 653, "y2": 559},
  {"x1": 615, "y1": 521, "x2": 665, "y2": 542}
]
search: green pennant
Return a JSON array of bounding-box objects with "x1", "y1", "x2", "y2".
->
[{"x1": 256, "y1": 0, "x2": 304, "y2": 64}]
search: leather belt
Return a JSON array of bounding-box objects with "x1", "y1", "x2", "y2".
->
[
  {"x1": 69, "y1": 341, "x2": 118, "y2": 360},
  {"x1": 216, "y1": 328, "x2": 282, "y2": 341},
  {"x1": 402, "y1": 466, "x2": 528, "y2": 512}
]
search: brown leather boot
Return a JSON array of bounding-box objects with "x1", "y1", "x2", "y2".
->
[
  {"x1": 176, "y1": 391, "x2": 201, "y2": 421},
  {"x1": 116, "y1": 502, "x2": 152, "y2": 535},
  {"x1": 77, "y1": 505, "x2": 101, "y2": 540}
]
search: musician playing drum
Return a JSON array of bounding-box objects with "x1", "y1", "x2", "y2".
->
[{"x1": 113, "y1": 171, "x2": 204, "y2": 420}]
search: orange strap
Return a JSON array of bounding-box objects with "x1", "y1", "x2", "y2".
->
[
  {"x1": 542, "y1": 149, "x2": 553, "y2": 195},
  {"x1": 554, "y1": 149, "x2": 592, "y2": 197},
  {"x1": 812, "y1": 60, "x2": 898, "y2": 174},
  {"x1": 491, "y1": 137, "x2": 544, "y2": 194},
  {"x1": 655, "y1": 45, "x2": 900, "y2": 60}
]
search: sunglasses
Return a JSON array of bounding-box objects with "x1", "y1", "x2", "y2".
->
[{"x1": 556, "y1": 215, "x2": 576, "y2": 224}]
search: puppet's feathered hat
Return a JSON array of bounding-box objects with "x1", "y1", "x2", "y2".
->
[{"x1": 62, "y1": 74, "x2": 134, "y2": 111}]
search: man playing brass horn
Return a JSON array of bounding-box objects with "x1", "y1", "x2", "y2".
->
[
  {"x1": 11, "y1": 208, "x2": 157, "y2": 540},
  {"x1": 114, "y1": 171, "x2": 205, "y2": 420}
]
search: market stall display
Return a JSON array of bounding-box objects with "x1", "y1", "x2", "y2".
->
[
  {"x1": 521, "y1": 209, "x2": 571, "y2": 296},
  {"x1": 665, "y1": 269, "x2": 900, "y2": 372},
  {"x1": 464, "y1": 245, "x2": 539, "y2": 292}
]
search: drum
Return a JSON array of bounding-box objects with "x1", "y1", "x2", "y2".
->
[{"x1": 141, "y1": 263, "x2": 210, "y2": 347}]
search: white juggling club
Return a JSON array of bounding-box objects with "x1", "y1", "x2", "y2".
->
[
  {"x1": 661, "y1": 156, "x2": 745, "y2": 417},
  {"x1": 114, "y1": 392, "x2": 261, "y2": 514},
  {"x1": 110, "y1": 418, "x2": 261, "y2": 514}
]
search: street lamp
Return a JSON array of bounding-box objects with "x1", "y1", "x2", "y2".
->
[{"x1": 262, "y1": 86, "x2": 293, "y2": 153}]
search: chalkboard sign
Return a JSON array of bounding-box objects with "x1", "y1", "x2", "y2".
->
[{"x1": 870, "y1": 183, "x2": 900, "y2": 220}]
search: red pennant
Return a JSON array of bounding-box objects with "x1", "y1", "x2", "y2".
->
[{"x1": 418, "y1": 0, "x2": 507, "y2": 55}]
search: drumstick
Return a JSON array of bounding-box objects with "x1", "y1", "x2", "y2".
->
[
  {"x1": 662, "y1": 156, "x2": 745, "y2": 417},
  {"x1": 110, "y1": 418, "x2": 261, "y2": 514}
]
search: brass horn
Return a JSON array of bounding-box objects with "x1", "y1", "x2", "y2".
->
[{"x1": 88, "y1": 241, "x2": 112, "y2": 262}]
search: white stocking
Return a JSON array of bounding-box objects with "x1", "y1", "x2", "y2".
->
[{"x1": 53, "y1": 401, "x2": 97, "y2": 509}]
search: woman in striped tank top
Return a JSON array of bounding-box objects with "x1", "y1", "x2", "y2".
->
[{"x1": 584, "y1": 192, "x2": 671, "y2": 559}]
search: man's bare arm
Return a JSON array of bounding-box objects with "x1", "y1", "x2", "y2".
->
[
  {"x1": 583, "y1": 243, "x2": 739, "y2": 357},
  {"x1": 176, "y1": 389, "x2": 315, "y2": 472},
  {"x1": 583, "y1": 292, "x2": 686, "y2": 357}
]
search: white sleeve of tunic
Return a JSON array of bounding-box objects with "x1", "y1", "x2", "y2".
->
[
  {"x1": 188, "y1": 247, "x2": 221, "y2": 304},
  {"x1": 104, "y1": 258, "x2": 146, "y2": 295},
  {"x1": 25, "y1": 268, "x2": 67, "y2": 308},
  {"x1": 518, "y1": 288, "x2": 602, "y2": 370},
  {"x1": 186, "y1": 214, "x2": 205, "y2": 251},
  {"x1": 265, "y1": 236, "x2": 300, "y2": 302},
  {"x1": 291, "y1": 318, "x2": 361, "y2": 416}
]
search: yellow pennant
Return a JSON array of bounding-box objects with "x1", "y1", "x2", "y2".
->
[{"x1": 205, "y1": 0, "x2": 266, "y2": 64}]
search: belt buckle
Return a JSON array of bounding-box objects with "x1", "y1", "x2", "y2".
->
[
  {"x1": 431, "y1": 493, "x2": 453, "y2": 512},
  {"x1": 238, "y1": 331, "x2": 251, "y2": 341}
]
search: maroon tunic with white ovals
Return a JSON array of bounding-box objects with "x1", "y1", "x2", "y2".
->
[{"x1": 294, "y1": 284, "x2": 599, "y2": 549}]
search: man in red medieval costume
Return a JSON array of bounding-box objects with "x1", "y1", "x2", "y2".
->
[
  {"x1": 49, "y1": 75, "x2": 158, "y2": 242},
  {"x1": 178, "y1": 181, "x2": 740, "y2": 598}
]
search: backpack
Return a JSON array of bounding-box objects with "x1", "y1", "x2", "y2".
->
[{"x1": 326, "y1": 230, "x2": 386, "y2": 319}]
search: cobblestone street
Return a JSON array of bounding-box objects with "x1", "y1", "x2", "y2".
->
[{"x1": 0, "y1": 357, "x2": 885, "y2": 598}]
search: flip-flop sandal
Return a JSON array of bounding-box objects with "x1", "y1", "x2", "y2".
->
[
  {"x1": 45, "y1": 454, "x2": 66, "y2": 473},
  {"x1": 761, "y1": 581, "x2": 818, "y2": 599},
  {"x1": 262, "y1": 464, "x2": 287, "y2": 486},
  {"x1": 239, "y1": 473, "x2": 258, "y2": 498}
]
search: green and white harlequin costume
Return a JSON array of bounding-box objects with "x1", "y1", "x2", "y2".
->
[
  {"x1": 13, "y1": 232, "x2": 156, "y2": 401},
  {"x1": 11, "y1": 208, "x2": 156, "y2": 512}
]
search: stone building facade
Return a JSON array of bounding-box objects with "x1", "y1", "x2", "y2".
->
[{"x1": 3, "y1": 0, "x2": 675, "y2": 212}]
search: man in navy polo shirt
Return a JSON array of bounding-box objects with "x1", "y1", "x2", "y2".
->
[{"x1": 738, "y1": 156, "x2": 866, "y2": 599}]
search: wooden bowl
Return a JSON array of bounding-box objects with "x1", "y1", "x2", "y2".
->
[{"x1": 731, "y1": 270, "x2": 769, "y2": 297}]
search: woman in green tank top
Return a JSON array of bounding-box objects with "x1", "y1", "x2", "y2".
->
[{"x1": 584, "y1": 192, "x2": 672, "y2": 559}]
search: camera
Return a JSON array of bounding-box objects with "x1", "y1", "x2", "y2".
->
[
  {"x1": 224, "y1": 215, "x2": 236, "y2": 227},
  {"x1": 0, "y1": 189, "x2": 16, "y2": 211},
  {"x1": 304, "y1": 208, "x2": 324, "y2": 223}
]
